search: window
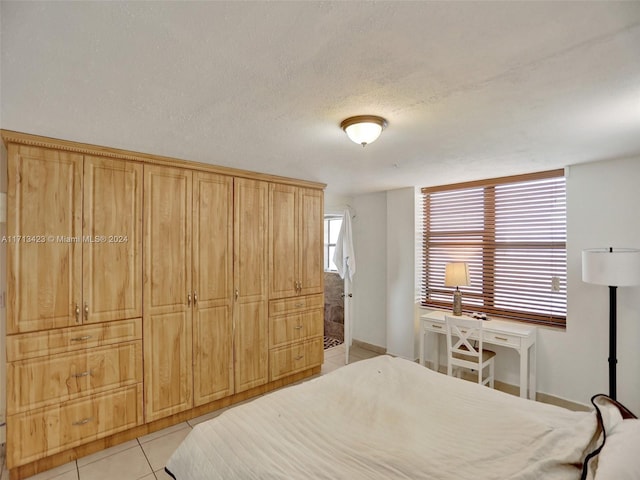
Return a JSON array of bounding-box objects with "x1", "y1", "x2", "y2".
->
[
  {"x1": 421, "y1": 169, "x2": 566, "y2": 326},
  {"x1": 324, "y1": 216, "x2": 343, "y2": 271}
]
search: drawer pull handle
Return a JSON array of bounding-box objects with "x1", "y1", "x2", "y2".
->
[
  {"x1": 431, "y1": 324, "x2": 443, "y2": 329},
  {"x1": 294, "y1": 303, "x2": 304, "y2": 308},
  {"x1": 495, "y1": 336, "x2": 508, "y2": 341},
  {"x1": 294, "y1": 325, "x2": 304, "y2": 330},
  {"x1": 70, "y1": 335, "x2": 92, "y2": 342},
  {"x1": 71, "y1": 370, "x2": 93, "y2": 378},
  {"x1": 72, "y1": 417, "x2": 93, "y2": 426},
  {"x1": 295, "y1": 355, "x2": 304, "y2": 361}
]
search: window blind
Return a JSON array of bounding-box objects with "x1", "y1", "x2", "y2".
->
[{"x1": 421, "y1": 169, "x2": 566, "y2": 326}]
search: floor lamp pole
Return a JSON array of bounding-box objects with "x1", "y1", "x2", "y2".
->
[{"x1": 609, "y1": 285, "x2": 617, "y2": 400}]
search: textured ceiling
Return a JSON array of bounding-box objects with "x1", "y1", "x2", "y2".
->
[{"x1": 1, "y1": 1, "x2": 640, "y2": 197}]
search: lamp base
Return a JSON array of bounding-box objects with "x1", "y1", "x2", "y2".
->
[{"x1": 452, "y1": 289, "x2": 462, "y2": 316}]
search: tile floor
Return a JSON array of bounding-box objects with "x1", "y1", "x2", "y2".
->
[{"x1": 0, "y1": 343, "x2": 378, "y2": 480}]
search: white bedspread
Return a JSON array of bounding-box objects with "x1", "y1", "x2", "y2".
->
[{"x1": 166, "y1": 355, "x2": 597, "y2": 480}]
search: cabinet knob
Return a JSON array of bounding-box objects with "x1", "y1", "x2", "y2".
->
[
  {"x1": 75, "y1": 304, "x2": 80, "y2": 322},
  {"x1": 234, "y1": 289, "x2": 239, "y2": 300},
  {"x1": 84, "y1": 303, "x2": 89, "y2": 321},
  {"x1": 193, "y1": 291, "x2": 198, "y2": 306},
  {"x1": 187, "y1": 293, "x2": 192, "y2": 306}
]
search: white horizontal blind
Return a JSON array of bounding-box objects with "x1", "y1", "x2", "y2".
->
[{"x1": 421, "y1": 170, "x2": 567, "y2": 326}]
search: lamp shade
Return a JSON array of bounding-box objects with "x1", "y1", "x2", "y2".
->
[
  {"x1": 582, "y1": 248, "x2": 640, "y2": 287},
  {"x1": 444, "y1": 262, "x2": 470, "y2": 287}
]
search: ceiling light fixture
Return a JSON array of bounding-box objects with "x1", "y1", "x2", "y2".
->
[{"x1": 340, "y1": 115, "x2": 388, "y2": 147}]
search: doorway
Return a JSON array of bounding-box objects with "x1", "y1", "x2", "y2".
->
[{"x1": 323, "y1": 215, "x2": 344, "y2": 349}]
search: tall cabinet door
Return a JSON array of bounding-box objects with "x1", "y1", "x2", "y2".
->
[
  {"x1": 234, "y1": 178, "x2": 269, "y2": 392},
  {"x1": 268, "y1": 184, "x2": 298, "y2": 299},
  {"x1": 7, "y1": 145, "x2": 83, "y2": 334},
  {"x1": 193, "y1": 172, "x2": 234, "y2": 406},
  {"x1": 298, "y1": 188, "x2": 324, "y2": 296},
  {"x1": 143, "y1": 165, "x2": 193, "y2": 422},
  {"x1": 83, "y1": 156, "x2": 142, "y2": 324}
]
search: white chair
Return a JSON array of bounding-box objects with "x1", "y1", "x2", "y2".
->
[{"x1": 445, "y1": 315, "x2": 496, "y2": 388}]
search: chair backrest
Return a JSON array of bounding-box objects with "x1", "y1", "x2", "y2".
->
[{"x1": 445, "y1": 315, "x2": 485, "y2": 369}]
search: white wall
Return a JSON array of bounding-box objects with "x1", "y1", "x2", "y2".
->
[
  {"x1": 538, "y1": 157, "x2": 640, "y2": 412},
  {"x1": 351, "y1": 156, "x2": 640, "y2": 413},
  {"x1": 386, "y1": 187, "x2": 417, "y2": 359},
  {"x1": 351, "y1": 192, "x2": 387, "y2": 347}
]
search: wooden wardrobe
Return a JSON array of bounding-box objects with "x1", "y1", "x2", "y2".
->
[{"x1": 1, "y1": 131, "x2": 325, "y2": 480}]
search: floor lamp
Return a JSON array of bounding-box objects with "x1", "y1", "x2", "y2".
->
[{"x1": 582, "y1": 247, "x2": 640, "y2": 400}]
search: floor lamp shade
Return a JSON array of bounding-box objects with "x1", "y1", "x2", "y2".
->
[
  {"x1": 581, "y1": 247, "x2": 640, "y2": 400},
  {"x1": 582, "y1": 248, "x2": 640, "y2": 286}
]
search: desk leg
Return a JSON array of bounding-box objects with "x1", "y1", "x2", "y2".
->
[
  {"x1": 433, "y1": 334, "x2": 440, "y2": 373},
  {"x1": 529, "y1": 342, "x2": 537, "y2": 400},
  {"x1": 419, "y1": 328, "x2": 425, "y2": 367},
  {"x1": 519, "y1": 347, "x2": 529, "y2": 399}
]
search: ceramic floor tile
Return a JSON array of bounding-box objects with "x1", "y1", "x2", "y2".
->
[
  {"x1": 78, "y1": 445, "x2": 151, "y2": 480},
  {"x1": 76, "y1": 439, "x2": 139, "y2": 467},
  {"x1": 138, "y1": 422, "x2": 190, "y2": 444},
  {"x1": 140, "y1": 426, "x2": 192, "y2": 472},
  {"x1": 23, "y1": 462, "x2": 77, "y2": 480},
  {"x1": 139, "y1": 475, "x2": 155, "y2": 480}
]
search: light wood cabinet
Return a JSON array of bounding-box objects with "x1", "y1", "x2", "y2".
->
[
  {"x1": 83, "y1": 156, "x2": 143, "y2": 323},
  {"x1": 9, "y1": 384, "x2": 143, "y2": 467},
  {"x1": 143, "y1": 165, "x2": 194, "y2": 421},
  {"x1": 233, "y1": 178, "x2": 269, "y2": 393},
  {"x1": 7, "y1": 145, "x2": 83, "y2": 333},
  {"x1": 267, "y1": 294, "x2": 324, "y2": 380},
  {"x1": 5, "y1": 319, "x2": 143, "y2": 468},
  {"x1": 2, "y1": 131, "x2": 325, "y2": 478},
  {"x1": 144, "y1": 167, "x2": 238, "y2": 417},
  {"x1": 7, "y1": 146, "x2": 142, "y2": 333},
  {"x1": 269, "y1": 184, "x2": 323, "y2": 298},
  {"x1": 193, "y1": 172, "x2": 234, "y2": 405}
]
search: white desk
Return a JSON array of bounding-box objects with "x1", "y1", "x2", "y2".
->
[{"x1": 419, "y1": 310, "x2": 537, "y2": 399}]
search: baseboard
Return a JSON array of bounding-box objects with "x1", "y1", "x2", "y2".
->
[
  {"x1": 351, "y1": 339, "x2": 386, "y2": 355},
  {"x1": 434, "y1": 366, "x2": 590, "y2": 412}
]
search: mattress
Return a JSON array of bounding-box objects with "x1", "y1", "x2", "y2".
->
[{"x1": 166, "y1": 355, "x2": 599, "y2": 480}]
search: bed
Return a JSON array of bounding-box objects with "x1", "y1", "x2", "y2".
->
[{"x1": 165, "y1": 355, "x2": 639, "y2": 480}]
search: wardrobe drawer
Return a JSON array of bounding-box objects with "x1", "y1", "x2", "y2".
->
[
  {"x1": 8, "y1": 341, "x2": 142, "y2": 414},
  {"x1": 269, "y1": 337, "x2": 323, "y2": 381},
  {"x1": 6, "y1": 318, "x2": 142, "y2": 361},
  {"x1": 268, "y1": 294, "x2": 323, "y2": 316},
  {"x1": 7, "y1": 383, "x2": 143, "y2": 468},
  {"x1": 269, "y1": 309, "x2": 323, "y2": 348}
]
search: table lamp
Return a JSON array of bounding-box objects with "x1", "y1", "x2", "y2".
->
[{"x1": 445, "y1": 262, "x2": 470, "y2": 316}]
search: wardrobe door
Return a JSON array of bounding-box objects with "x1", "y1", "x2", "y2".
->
[
  {"x1": 7, "y1": 145, "x2": 82, "y2": 333},
  {"x1": 83, "y1": 156, "x2": 142, "y2": 324},
  {"x1": 143, "y1": 165, "x2": 193, "y2": 421},
  {"x1": 193, "y1": 172, "x2": 234, "y2": 406},
  {"x1": 268, "y1": 183, "x2": 298, "y2": 299},
  {"x1": 234, "y1": 178, "x2": 269, "y2": 392},
  {"x1": 298, "y1": 187, "x2": 324, "y2": 296}
]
